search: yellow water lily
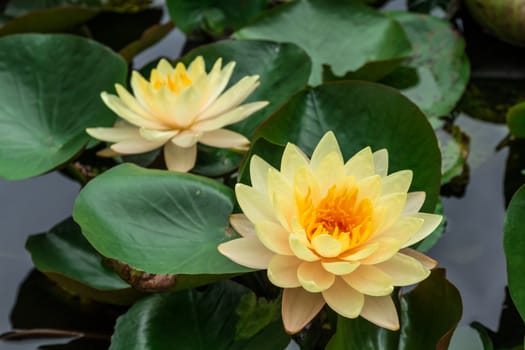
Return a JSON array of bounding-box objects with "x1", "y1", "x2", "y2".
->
[
  {"x1": 218, "y1": 132, "x2": 441, "y2": 333},
  {"x1": 86, "y1": 56, "x2": 268, "y2": 172}
]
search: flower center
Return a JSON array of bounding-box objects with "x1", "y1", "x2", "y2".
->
[
  {"x1": 296, "y1": 183, "x2": 374, "y2": 255},
  {"x1": 150, "y1": 63, "x2": 193, "y2": 94}
]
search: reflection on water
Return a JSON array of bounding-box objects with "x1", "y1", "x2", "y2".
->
[{"x1": 430, "y1": 114, "x2": 509, "y2": 330}]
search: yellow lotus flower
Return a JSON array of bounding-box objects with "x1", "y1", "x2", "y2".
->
[
  {"x1": 218, "y1": 132, "x2": 441, "y2": 333},
  {"x1": 86, "y1": 56, "x2": 268, "y2": 172}
]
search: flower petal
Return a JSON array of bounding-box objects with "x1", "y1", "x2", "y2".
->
[
  {"x1": 376, "y1": 252, "x2": 430, "y2": 286},
  {"x1": 249, "y1": 155, "x2": 274, "y2": 194},
  {"x1": 310, "y1": 132, "x2": 343, "y2": 172},
  {"x1": 356, "y1": 175, "x2": 381, "y2": 204},
  {"x1": 340, "y1": 242, "x2": 379, "y2": 261},
  {"x1": 235, "y1": 183, "x2": 276, "y2": 223},
  {"x1": 268, "y1": 170, "x2": 296, "y2": 230},
  {"x1": 381, "y1": 170, "x2": 413, "y2": 196},
  {"x1": 360, "y1": 295, "x2": 399, "y2": 331},
  {"x1": 139, "y1": 128, "x2": 179, "y2": 142},
  {"x1": 163, "y1": 142, "x2": 197, "y2": 172},
  {"x1": 229, "y1": 214, "x2": 255, "y2": 237},
  {"x1": 170, "y1": 85, "x2": 205, "y2": 127},
  {"x1": 344, "y1": 146, "x2": 374, "y2": 180},
  {"x1": 281, "y1": 143, "x2": 309, "y2": 184},
  {"x1": 297, "y1": 261, "x2": 335, "y2": 292},
  {"x1": 358, "y1": 238, "x2": 402, "y2": 265},
  {"x1": 342, "y1": 265, "x2": 393, "y2": 296},
  {"x1": 254, "y1": 220, "x2": 293, "y2": 255},
  {"x1": 129, "y1": 71, "x2": 171, "y2": 124},
  {"x1": 322, "y1": 277, "x2": 364, "y2": 318},
  {"x1": 311, "y1": 234, "x2": 343, "y2": 258},
  {"x1": 373, "y1": 149, "x2": 388, "y2": 177},
  {"x1": 315, "y1": 152, "x2": 345, "y2": 196},
  {"x1": 101, "y1": 92, "x2": 165, "y2": 129},
  {"x1": 171, "y1": 130, "x2": 202, "y2": 148},
  {"x1": 293, "y1": 166, "x2": 320, "y2": 203},
  {"x1": 402, "y1": 192, "x2": 426, "y2": 215},
  {"x1": 217, "y1": 236, "x2": 273, "y2": 269},
  {"x1": 282, "y1": 288, "x2": 325, "y2": 334},
  {"x1": 400, "y1": 248, "x2": 438, "y2": 269},
  {"x1": 402, "y1": 213, "x2": 442, "y2": 247},
  {"x1": 374, "y1": 216, "x2": 424, "y2": 244},
  {"x1": 197, "y1": 59, "x2": 236, "y2": 115},
  {"x1": 197, "y1": 74, "x2": 259, "y2": 121},
  {"x1": 376, "y1": 192, "x2": 407, "y2": 232},
  {"x1": 187, "y1": 56, "x2": 205, "y2": 80},
  {"x1": 192, "y1": 101, "x2": 268, "y2": 132},
  {"x1": 289, "y1": 233, "x2": 320, "y2": 262},
  {"x1": 199, "y1": 128, "x2": 249, "y2": 150},
  {"x1": 114, "y1": 84, "x2": 158, "y2": 123},
  {"x1": 267, "y1": 255, "x2": 302, "y2": 288},
  {"x1": 86, "y1": 126, "x2": 140, "y2": 143},
  {"x1": 111, "y1": 138, "x2": 165, "y2": 154},
  {"x1": 321, "y1": 261, "x2": 360, "y2": 275}
]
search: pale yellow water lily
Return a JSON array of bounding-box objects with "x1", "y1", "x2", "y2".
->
[
  {"x1": 86, "y1": 56, "x2": 268, "y2": 172},
  {"x1": 218, "y1": 132, "x2": 441, "y2": 334}
]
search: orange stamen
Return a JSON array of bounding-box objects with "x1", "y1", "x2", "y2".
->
[{"x1": 296, "y1": 182, "x2": 374, "y2": 255}]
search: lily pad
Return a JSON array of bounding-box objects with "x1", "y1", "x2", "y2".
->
[
  {"x1": 0, "y1": 34, "x2": 127, "y2": 180},
  {"x1": 504, "y1": 184, "x2": 525, "y2": 323},
  {"x1": 381, "y1": 12, "x2": 470, "y2": 120},
  {"x1": 73, "y1": 164, "x2": 253, "y2": 277},
  {"x1": 26, "y1": 218, "x2": 140, "y2": 305},
  {"x1": 327, "y1": 269, "x2": 462, "y2": 350},
  {"x1": 253, "y1": 81, "x2": 441, "y2": 213},
  {"x1": 234, "y1": 0, "x2": 412, "y2": 85},
  {"x1": 166, "y1": 0, "x2": 267, "y2": 35},
  {"x1": 109, "y1": 281, "x2": 289, "y2": 350}
]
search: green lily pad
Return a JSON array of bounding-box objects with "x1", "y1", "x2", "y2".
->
[
  {"x1": 381, "y1": 12, "x2": 470, "y2": 120},
  {"x1": 165, "y1": 0, "x2": 267, "y2": 35},
  {"x1": 73, "y1": 164, "x2": 253, "y2": 276},
  {"x1": 327, "y1": 269, "x2": 462, "y2": 350},
  {"x1": 0, "y1": 34, "x2": 127, "y2": 180},
  {"x1": 252, "y1": 81, "x2": 441, "y2": 213},
  {"x1": 26, "y1": 218, "x2": 140, "y2": 305},
  {"x1": 234, "y1": 0, "x2": 412, "y2": 85},
  {"x1": 507, "y1": 101, "x2": 525, "y2": 138},
  {"x1": 109, "y1": 281, "x2": 289, "y2": 350},
  {"x1": 504, "y1": 184, "x2": 525, "y2": 323}
]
